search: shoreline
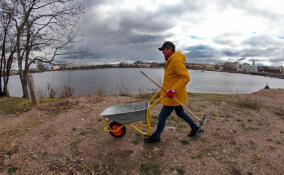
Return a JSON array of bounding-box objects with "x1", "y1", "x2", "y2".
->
[
  {"x1": 3, "y1": 88, "x2": 283, "y2": 99},
  {"x1": 8, "y1": 67, "x2": 284, "y2": 79}
]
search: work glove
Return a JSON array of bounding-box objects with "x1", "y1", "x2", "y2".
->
[{"x1": 166, "y1": 89, "x2": 175, "y2": 98}]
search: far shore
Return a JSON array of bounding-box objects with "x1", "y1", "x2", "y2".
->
[{"x1": 8, "y1": 66, "x2": 284, "y2": 79}]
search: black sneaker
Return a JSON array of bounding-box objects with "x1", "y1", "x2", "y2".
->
[
  {"x1": 144, "y1": 135, "x2": 160, "y2": 143},
  {"x1": 188, "y1": 128, "x2": 200, "y2": 137}
]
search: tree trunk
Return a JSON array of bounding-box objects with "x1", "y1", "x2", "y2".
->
[
  {"x1": 0, "y1": 30, "x2": 6, "y2": 97},
  {"x1": 19, "y1": 71, "x2": 30, "y2": 98},
  {"x1": 3, "y1": 55, "x2": 14, "y2": 97},
  {"x1": 0, "y1": 36, "x2": 13, "y2": 97},
  {"x1": 27, "y1": 74, "x2": 38, "y2": 105},
  {"x1": 3, "y1": 72, "x2": 11, "y2": 97},
  {"x1": 2, "y1": 86, "x2": 10, "y2": 97}
]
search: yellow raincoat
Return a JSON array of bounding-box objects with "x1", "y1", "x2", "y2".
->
[{"x1": 160, "y1": 51, "x2": 190, "y2": 106}]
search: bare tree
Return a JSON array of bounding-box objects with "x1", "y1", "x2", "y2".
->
[
  {"x1": 2, "y1": 0, "x2": 83, "y2": 98},
  {"x1": 0, "y1": 1, "x2": 16, "y2": 97}
]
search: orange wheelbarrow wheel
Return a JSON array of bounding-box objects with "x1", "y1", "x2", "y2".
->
[{"x1": 109, "y1": 121, "x2": 126, "y2": 138}]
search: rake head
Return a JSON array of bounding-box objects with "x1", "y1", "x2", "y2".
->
[{"x1": 196, "y1": 114, "x2": 207, "y2": 134}]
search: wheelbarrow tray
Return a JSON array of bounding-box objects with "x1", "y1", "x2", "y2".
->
[{"x1": 100, "y1": 101, "x2": 149, "y2": 124}]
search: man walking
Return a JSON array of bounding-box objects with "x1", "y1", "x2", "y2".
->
[{"x1": 144, "y1": 41, "x2": 199, "y2": 143}]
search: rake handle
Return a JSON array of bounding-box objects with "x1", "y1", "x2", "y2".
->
[{"x1": 140, "y1": 71, "x2": 201, "y2": 121}]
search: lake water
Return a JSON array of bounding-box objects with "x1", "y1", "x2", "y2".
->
[{"x1": 8, "y1": 68, "x2": 284, "y2": 97}]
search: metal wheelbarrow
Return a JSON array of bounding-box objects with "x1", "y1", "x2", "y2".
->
[{"x1": 100, "y1": 91, "x2": 163, "y2": 138}]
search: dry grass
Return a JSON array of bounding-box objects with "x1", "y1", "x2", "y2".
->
[
  {"x1": 60, "y1": 85, "x2": 74, "y2": 98},
  {"x1": 232, "y1": 97, "x2": 262, "y2": 110},
  {"x1": 47, "y1": 83, "x2": 58, "y2": 98},
  {"x1": 37, "y1": 99, "x2": 79, "y2": 115},
  {"x1": 0, "y1": 97, "x2": 32, "y2": 115},
  {"x1": 133, "y1": 92, "x2": 156, "y2": 101},
  {"x1": 95, "y1": 88, "x2": 105, "y2": 97}
]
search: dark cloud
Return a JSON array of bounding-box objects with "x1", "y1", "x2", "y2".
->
[
  {"x1": 215, "y1": 0, "x2": 281, "y2": 21},
  {"x1": 243, "y1": 35, "x2": 280, "y2": 47},
  {"x1": 240, "y1": 47, "x2": 279, "y2": 57},
  {"x1": 238, "y1": 57, "x2": 246, "y2": 61},
  {"x1": 222, "y1": 49, "x2": 239, "y2": 57},
  {"x1": 74, "y1": 0, "x2": 284, "y2": 66},
  {"x1": 118, "y1": 11, "x2": 173, "y2": 34},
  {"x1": 269, "y1": 58, "x2": 284, "y2": 63},
  {"x1": 185, "y1": 45, "x2": 218, "y2": 59},
  {"x1": 77, "y1": 0, "x2": 206, "y2": 60},
  {"x1": 127, "y1": 34, "x2": 162, "y2": 44},
  {"x1": 82, "y1": 0, "x2": 111, "y2": 7},
  {"x1": 157, "y1": 0, "x2": 204, "y2": 18},
  {"x1": 77, "y1": 1, "x2": 173, "y2": 60},
  {"x1": 213, "y1": 33, "x2": 241, "y2": 46},
  {"x1": 184, "y1": 43, "x2": 284, "y2": 65}
]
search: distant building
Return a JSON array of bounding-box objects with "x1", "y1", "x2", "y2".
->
[
  {"x1": 50, "y1": 65, "x2": 60, "y2": 70},
  {"x1": 151, "y1": 62, "x2": 159, "y2": 68},
  {"x1": 113, "y1": 64, "x2": 119, "y2": 68},
  {"x1": 258, "y1": 66, "x2": 282, "y2": 73},
  {"x1": 134, "y1": 61, "x2": 144, "y2": 65},
  {"x1": 241, "y1": 64, "x2": 257, "y2": 73},
  {"x1": 133, "y1": 61, "x2": 151, "y2": 68},
  {"x1": 280, "y1": 67, "x2": 284, "y2": 74},
  {"x1": 186, "y1": 63, "x2": 203, "y2": 70},
  {"x1": 203, "y1": 64, "x2": 214, "y2": 70},
  {"x1": 224, "y1": 62, "x2": 240, "y2": 70},
  {"x1": 214, "y1": 63, "x2": 224, "y2": 70}
]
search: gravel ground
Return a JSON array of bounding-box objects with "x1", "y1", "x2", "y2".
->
[{"x1": 0, "y1": 89, "x2": 284, "y2": 175}]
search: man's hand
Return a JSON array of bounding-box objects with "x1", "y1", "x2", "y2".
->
[{"x1": 166, "y1": 89, "x2": 175, "y2": 98}]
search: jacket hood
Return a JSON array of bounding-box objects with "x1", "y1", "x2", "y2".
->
[{"x1": 169, "y1": 51, "x2": 186, "y2": 62}]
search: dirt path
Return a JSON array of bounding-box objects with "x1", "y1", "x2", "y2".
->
[{"x1": 1, "y1": 89, "x2": 284, "y2": 174}]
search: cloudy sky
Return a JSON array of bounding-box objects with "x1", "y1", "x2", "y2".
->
[{"x1": 70, "y1": 0, "x2": 284, "y2": 66}]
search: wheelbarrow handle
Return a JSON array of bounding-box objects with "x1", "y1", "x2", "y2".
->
[{"x1": 140, "y1": 71, "x2": 201, "y2": 121}]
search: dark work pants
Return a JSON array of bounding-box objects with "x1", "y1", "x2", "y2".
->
[{"x1": 153, "y1": 105, "x2": 199, "y2": 139}]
